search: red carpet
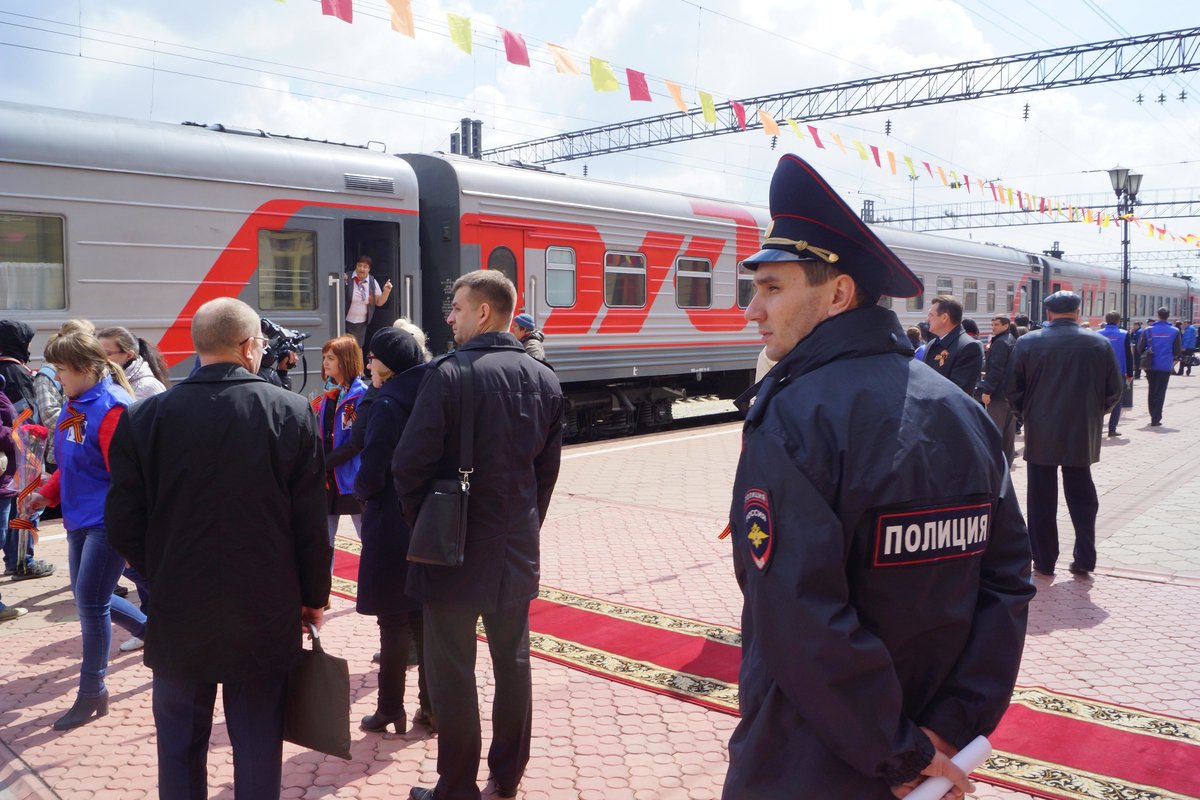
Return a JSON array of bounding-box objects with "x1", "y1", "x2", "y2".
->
[{"x1": 333, "y1": 539, "x2": 1200, "y2": 799}]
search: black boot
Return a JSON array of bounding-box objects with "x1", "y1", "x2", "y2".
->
[
  {"x1": 53, "y1": 690, "x2": 109, "y2": 731},
  {"x1": 360, "y1": 709, "x2": 406, "y2": 734}
]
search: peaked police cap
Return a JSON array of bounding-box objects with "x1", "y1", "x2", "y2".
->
[{"x1": 742, "y1": 154, "x2": 924, "y2": 299}]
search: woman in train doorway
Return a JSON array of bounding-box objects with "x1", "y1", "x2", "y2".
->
[
  {"x1": 316, "y1": 335, "x2": 367, "y2": 547},
  {"x1": 345, "y1": 256, "x2": 393, "y2": 348},
  {"x1": 28, "y1": 332, "x2": 148, "y2": 731},
  {"x1": 353, "y1": 323, "x2": 433, "y2": 734}
]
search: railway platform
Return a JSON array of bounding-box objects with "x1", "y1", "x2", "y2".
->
[{"x1": 1, "y1": 374, "x2": 1198, "y2": 800}]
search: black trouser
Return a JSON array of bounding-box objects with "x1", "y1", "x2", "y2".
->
[
  {"x1": 985, "y1": 396, "x2": 1015, "y2": 466},
  {"x1": 1147, "y1": 370, "x2": 1171, "y2": 423},
  {"x1": 153, "y1": 671, "x2": 287, "y2": 800},
  {"x1": 1107, "y1": 397, "x2": 1122, "y2": 434},
  {"x1": 376, "y1": 610, "x2": 428, "y2": 717},
  {"x1": 423, "y1": 600, "x2": 533, "y2": 800},
  {"x1": 1178, "y1": 349, "x2": 1194, "y2": 376},
  {"x1": 1026, "y1": 463, "x2": 1098, "y2": 573}
]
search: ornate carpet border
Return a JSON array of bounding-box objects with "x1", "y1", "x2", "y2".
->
[
  {"x1": 1008, "y1": 687, "x2": 1200, "y2": 746},
  {"x1": 980, "y1": 750, "x2": 1197, "y2": 800},
  {"x1": 537, "y1": 586, "x2": 742, "y2": 647}
]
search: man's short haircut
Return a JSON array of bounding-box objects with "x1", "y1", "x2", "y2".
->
[
  {"x1": 453, "y1": 269, "x2": 516, "y2": 318},
  {"x1": 931, "y1": 295, "x2": 964, "y2": 325},
  {"x1": 192, "y1": 298, "x2": 259, "y2": 355},
  {"x1": 992, "y1": 314, "x2": 1011, "y2": 326},
  {"x1": 356, "y1": 255, "x2": 373, "y2": 267},
  {"x1": 1157, "y1": 306, "x2": 1170, "y2": 320},
  {"x1": 1105, "y1": 311, "x2": 1121, "y2": 325},
  {"x1": 793, "y1": 261, "x2": 873, "y2": 309},
  {"x1": 962, "y1": 318, "x2": 979, "y2": 336}
]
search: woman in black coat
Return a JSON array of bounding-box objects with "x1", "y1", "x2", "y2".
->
[{"x1": 353, "y1": 325, "x2": 432, "y2": 734}]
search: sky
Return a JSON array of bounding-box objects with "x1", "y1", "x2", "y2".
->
[{"x1": 2, "y1": 0, "x2": 1200, "y2": 273}]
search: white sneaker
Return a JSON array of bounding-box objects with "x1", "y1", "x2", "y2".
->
[{"x1": 120, "y1": 636, "x2": 144, "y2": 652}]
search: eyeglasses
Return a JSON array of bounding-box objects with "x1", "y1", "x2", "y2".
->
[{"x1": 239, "y1": 335, "x2": 269, "y2": 347}]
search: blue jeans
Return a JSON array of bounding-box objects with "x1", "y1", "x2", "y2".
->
[
  {"x1": 3, "y1": 497, "x2": 38, "y2": 570},
  {"x1": 67, "y1": 526, "x2": 147, "y2": 697}
]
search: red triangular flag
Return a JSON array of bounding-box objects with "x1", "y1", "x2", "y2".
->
[
  {"x1": 869, "y1": 145, "x2": 882, "y2": 168},
  {"x1": 626, "y1": 69, "x2": 651, "y2": 101},
  {"x1": 730, "y1": 100, "x2": 747, "y2": 130},
  {"x1": 321, "y1": 0, "x2": 352, "y2": 23},
  {"x1": 499, "y1": 28, "x2": 530, "y2": 67},
  {"x1": 807, "y1": 125, "x2": 824, "y2": 148}
]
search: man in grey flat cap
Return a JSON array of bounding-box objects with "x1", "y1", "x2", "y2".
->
[{"x1": 1007, "y1": 291, "x2": 1122, "y2": 578}]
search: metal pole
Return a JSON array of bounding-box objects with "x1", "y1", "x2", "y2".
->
[{"x1": 1121, "y1": 194, "x2": 1130, "y2": 331}]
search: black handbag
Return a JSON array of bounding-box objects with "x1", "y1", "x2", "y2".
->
[
  {"x1": 407, "y1": 350, "x2": 473, "y2": 567},
  {"x1": 1140, "y1": 345, "x2": 1155, "y2": 372},
  {"x1": 282, "y1": 624, "x2": 352, "y2": 760}
]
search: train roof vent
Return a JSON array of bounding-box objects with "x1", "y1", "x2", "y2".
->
[{"x1": 344, "y1": 174, "x2": 395, "y2": 194}]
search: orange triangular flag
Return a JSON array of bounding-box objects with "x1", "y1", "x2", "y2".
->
[
  {"x1": 757, "y1": 109, "x2": 781, "y2": 136},
  {"x1": 665, "y1": 81, "x2": 688, "y2": 112},
  {"x1": 385, "y1": 0, "x2": 413, "y2": 36},
  {"x1": 547, "y1": 44, "x2": 580, "y2": 74}
]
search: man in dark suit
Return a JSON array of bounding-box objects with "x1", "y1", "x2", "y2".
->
[
  {"x1": 395, "y1": 270, "x2": 563, "y2": 800},
  {"x1": 1008, "y1": 291, "x2": 1122, "y2": 578},
  {"x1": 978, "y1": 315, "x2": 1017, "y2": 466},
  {"x1": 923, "y1": 295, "x2": 984, "y2": 395},
  {"x1": 107, "y1": 297, "x2": 331, "y2": 800}
]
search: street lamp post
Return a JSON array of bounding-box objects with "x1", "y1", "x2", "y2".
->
[{"x1": 1107, "y1": 167, "x2": 1143, "y2": 331}]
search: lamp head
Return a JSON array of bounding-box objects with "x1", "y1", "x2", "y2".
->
[
  {"x1": 1127, "y1": 172, "x2": 1143, "y2": 198},
  {"x1": 1108, "y1": 166, "x2": 1129, "y2": 196}
]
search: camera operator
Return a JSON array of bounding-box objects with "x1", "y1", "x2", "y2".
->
[{"x1": 256, "y1": 318, "x2": 309, "y2": 392}]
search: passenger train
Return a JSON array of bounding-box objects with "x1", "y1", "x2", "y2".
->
[{"x1": 1, "y1": 102, "x2": 1194, "y2": 436}]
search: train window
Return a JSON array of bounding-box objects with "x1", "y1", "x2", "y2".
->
[
  {"x1": 736, "y1": 263, "x2": 755, "y2": 308},
  {"x1": 877, "y1": 295, "x2": 893, "y2": 309},
  {"x1": 675, "y1": 257, "x2": 712, "y2": 308},
  {"x1": 545, "y1": 247, "x2": 576, "y2": 307},
  {"x1": 487, "y1": 246, "x2": 519, "y2": 286},
  {"x1": 906, "y1": 274, "x2": 925, "y2": 311},
  {"x1": 1098, "y1": 292, "x2": 1105, "y2": 316},
  {"x1": 604, "y1": 251, "x2": 646, "y2": 308},
  {"x1": 258, "y1": 230, "x2": 316, "y2": 311},
  {"x1": 936, "y1": 276, "x2": 953, "y2": 297},
  {"x1": 986, "y1": 281, "x2": 996, "y2": 313},
  {"x1": 0, "y1": 213, "x2": 67, "y2": 310},
  {"x1": 963, "y1": 279, "x2": 978, "y2": 312},
  {"x1": 1007, "y1": 283, "x2": 1015, "y2": 315}
]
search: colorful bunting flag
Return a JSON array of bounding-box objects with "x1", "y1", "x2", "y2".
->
[
  {"x1": 730, "y1": 101, "x2": 747, "y2": 130},
  {"x1": 807, "y1": 125, "x2": 824, "y2": 148},
  {"x1": 922, "y1": 161, "x2": 933, "y2": 177},
  {"x1": 700, "y1": 92, "x2": 717, "y2": 123},
  {"x1": 854, "y1": 140, "x2": 870, "y2": 161},
  {"x1": 626, "y1": 69, "x2": 651, "y2": 101},
  {"x1": 758, "y1": 110, "x2": 780, "y2": 136},
  {"x1": 590, "y1": 58, "x2": 619, "y2": 92},
  {"x1": 936, "y1": 166, "x2": 948, "y2": 186},
  {"x1": 321, "y1": 0, "x2": 352, "y2": 23},
  {"x1": 869, "y1": 145, "x2": 881, "y2": 168},
  {"x1": 830, "y1": 131, "x2": 846, "y2": 154},
  {"x1": 786, "y1": 119, "x2": 805, "y2": 140},
  {"x1": 385, "y1": 0, "x2": 414, "y2": 36},
  {"x1": 665, "y1": 81, "x2": 688, "y2": 112},
  {"x1": 547, "y1": 44, "x2": 581, "y2": 74},
  {"x1": 500, "y1": 28, "x2": 530, "y2": 66},
  {"x1": 448, "y1": 13, "x2": 472, "y2": 54},
  {"x1": 904, "y1": 156, "x2": 917, "y2": 176},
  {"x1": 886, "y1": 151, "x2": 897, "y2": 175}
]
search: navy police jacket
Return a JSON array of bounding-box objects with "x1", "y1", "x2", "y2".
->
[{"x1": 724, "y1": 305, "x2": 1033, "y2": 799}]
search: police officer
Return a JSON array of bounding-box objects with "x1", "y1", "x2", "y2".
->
[{"x1": 725, "y1": 154, "x2": 1033, "y2": 800}]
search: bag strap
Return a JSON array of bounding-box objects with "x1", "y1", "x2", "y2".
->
[{"x1": 454, "y1": 350, "x2": 474, "y2": 483}]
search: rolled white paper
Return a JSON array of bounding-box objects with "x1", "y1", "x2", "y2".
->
[{"x1": 904, "y1": 735, "x2": 992, "y2": 800}]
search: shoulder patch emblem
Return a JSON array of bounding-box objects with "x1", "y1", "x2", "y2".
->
[
  {"x1": 744, "y1": 488, "x2": 774, "y2": 572},
  {"x1": 872, "y1": 501, "x2": 993, "y2": 567}
]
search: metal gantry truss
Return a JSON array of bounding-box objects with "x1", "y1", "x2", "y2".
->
[{"x1": 481, "y1": 28, "x2": 1200, "y2": 164}]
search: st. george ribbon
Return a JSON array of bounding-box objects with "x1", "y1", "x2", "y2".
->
[{"x1": 904, "y1": 736, "x2": 992, "y2": 800}]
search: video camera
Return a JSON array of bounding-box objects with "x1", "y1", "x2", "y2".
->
[{"x1": 260, "y1": 317, "x2": 310, "y2": 364}]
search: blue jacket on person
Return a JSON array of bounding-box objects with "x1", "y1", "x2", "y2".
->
[
  {"x1": 1098, "y1": 323, "x2": 1132, "y2": 376},
  {"x1": 1140, "y1": 320, "x2": 1181, "y2": 373},
  {"x1": 1183, "y1": 324, "x2": 1197, "y2": 350},
  {"x1": 55, "y1": 375, "x2": 132, "y2": 531},
  {"x1": 316, "y1": 376, "x2": 368, "y2": 495}
]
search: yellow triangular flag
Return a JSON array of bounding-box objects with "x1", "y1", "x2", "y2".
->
[
  {"x1": 699, "y1": 91, "x2": 717, "y2": 123},
  {"x1": 853, "y1": 140, "x2": 870, "y2": 161},
  {"x1": 786, "y1": 119, "x2": 805, "y2": 140},
  {"x1": 447, "y1": 13, "x2": 472, "y2": 54},
  {"x1": 665, "y1": 81, "x2": 688, "y2": 112},
  {"x1": 547, "y1": 44, "x2": 580, "y2": 75},
  {"x1": 904, "y1": 156, "x2": 917, "y2": 176},
  {"x1": 589, "y1": 57, "x2": 619, "y2": 92},
  {"x1": 386, "y1": 0, "x2": 414, "y2": 36},
  {"x1": 757, "y1": 109, "x2": 781, "y2": 136}
]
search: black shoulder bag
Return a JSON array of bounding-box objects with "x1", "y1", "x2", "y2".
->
[{"x1": 407, "y1": 350, "x2": 473, "y2": 567}]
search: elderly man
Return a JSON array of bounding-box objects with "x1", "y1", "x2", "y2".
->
[
  {"x1": 107, "y1": 298, "x2": 330, "y2": 800},
  {"x1": 923, "y1": 296, "x2": 984, "y2": 395},
  {"x1": 1007, "y1": 291, "x2": 1122, "y2": 578},
  {"x1": 724, "y1": 154, "x2": 1033, "y2": 800},
  {"x1": 395, "y1": 271, "x2": 562, "y2": 800}
]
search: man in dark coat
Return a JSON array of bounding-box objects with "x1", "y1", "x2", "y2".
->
[
  {"x1": 395, "y1": 270, "x2": 563, "y2": 800},
  {"x1": 1007, "y1": 291, "x2": 1122, "y2": 578},
  {"x1": 724, "y1": 154, "x2": 1033, "y2": 800},
  {"x1": 978, "y1": 314, "x2": 1017, "y2": 466},
  {"x1": 107, "y1": 297, "x2": 330, "y2": 800},
  {"x1": 923, "y1": 296, "x2": 984, "y2": 395}
]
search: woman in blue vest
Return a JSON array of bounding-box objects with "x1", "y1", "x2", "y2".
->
[
  {"x1": 315, "y1": 335, "x2": 368, "y2": 545},
  {"x1": 30, "y1": 332, "x2": 148, "y2": 730}
]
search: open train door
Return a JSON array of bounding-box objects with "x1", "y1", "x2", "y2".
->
[{"x1": 344, "y1": 218, "x2": 402, "y2": 344}]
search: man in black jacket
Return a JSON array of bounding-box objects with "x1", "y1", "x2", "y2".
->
[
  {"x1": 107, "y1": 297, "x2": 330, "y2": 800},
  {"x1": 979, "y1": 315, "x2": 1017, "y2": 466},
  {"x1": 1007, "y1": 291, "x2": 1122, "y2": 578},
  {"x1": 724, "y1": 154, "x2": 1032, "y2": 800},
  {"x1": 923, "y1": 296, "x2": 984, "y2": 395},
  {"x1": 395, "y1": 270, "x2": 563, "y2": 800}
]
